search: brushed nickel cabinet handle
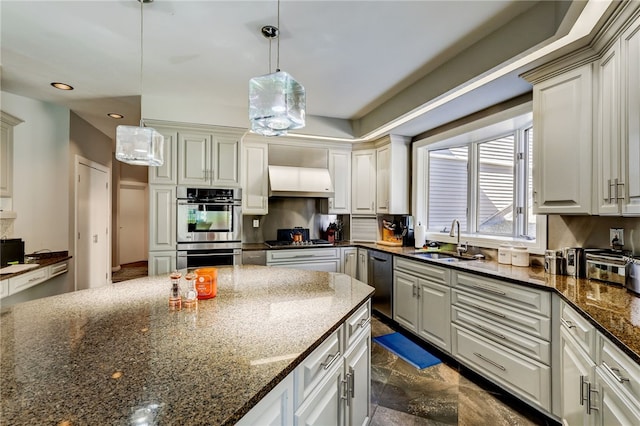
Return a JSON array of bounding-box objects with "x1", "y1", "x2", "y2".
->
[
  {"x1": 467, "y1": 303, "x2": 506, "y2": 318},
  {"x1": 473, "y1": 352, "x2": 506, "y2": 371},
  {"x1": 561, "y1": 318, "x2": 576, "y2": 329},
  {"x1": 603, "y1": 361, "x2": 630, "y2": 383},
  {"x1": 475, "y1": 323, "x2": 506, "y2": 340},
  {"x1": 320, "y1": 351, "x2": 341, "y2": 370}
]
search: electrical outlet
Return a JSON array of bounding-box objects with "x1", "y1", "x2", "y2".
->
[
  {"x1": 253, "y1": 219, "x2": 260, "y2": 228},
  {"x1": 610, "y1": 228, "x2": 624, "y2": 247}
]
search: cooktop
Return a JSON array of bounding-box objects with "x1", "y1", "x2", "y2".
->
[{"x1": 264, "y1": 239, "x2": 333, "y2": 248}]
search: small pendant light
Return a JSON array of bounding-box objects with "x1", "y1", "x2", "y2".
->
[
  {"x1": 248, "y1": 0, "x2": 306, "y2": 136},
  {"x1": 115, "y1": 0, "x2": 164, "y2": 166}
]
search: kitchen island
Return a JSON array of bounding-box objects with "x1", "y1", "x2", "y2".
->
[{"x1": 0, "y1": 265, "x2": 374, "y2": 425}]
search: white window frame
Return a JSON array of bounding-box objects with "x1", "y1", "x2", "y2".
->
[{"x1": 412, "y1": 101, "x2": 547, "y2": 254}]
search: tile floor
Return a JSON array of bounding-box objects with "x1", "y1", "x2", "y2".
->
[{"x1": 370, "y1": 315, "x2": 553, "y2": 425}]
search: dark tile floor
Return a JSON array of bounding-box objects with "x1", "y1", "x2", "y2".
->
[{"x1": 370, "y1": 315, "x2": 550, "y2": 425}]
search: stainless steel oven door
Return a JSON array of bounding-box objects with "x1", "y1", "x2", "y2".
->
[
  {"x1": 177, "y1": 243, "x2": 242, "y2": 270},
  {"x1": 177, "y1": 200, "x2": 241, "y2": 243}
]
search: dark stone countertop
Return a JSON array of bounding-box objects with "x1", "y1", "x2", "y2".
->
[
  {"x1": 0, "y1": 265, "x2": 374, "y2": 425},
  {"x1": 0, "y1": 251, "x2": 71, "y2": 280},
  {"x1": 245, "y1": 241, "x2": 640, "y2": 364}
]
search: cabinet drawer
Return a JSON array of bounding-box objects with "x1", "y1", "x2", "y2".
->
[
  {"x1": 454, "y1": 272, "x2": 551, "y2": 317},
  {"x1": 0, "y1": 280, "x2": 8, "y2": 299},
  {"x1": 452, "y1": 324, "x2": 551, "y2": 410},
  {"x1": 295, "y1": 326, "x2": 342, "y2": 406},
  {"x1": 49, "y1": 261, "x2": 69, "y2": 278},
  {"x1": 9, "y1": 267, "x2": 48, "y2": 294},
  {"x1": 344, "y1": 300, "x2": 371, "y2": 351},
  {"x1": 452, "y1": 305, "x2": 550, "y2": 364},
  {"x1": 560, "y1": 300, "x2": 596, "y2": 359},
  {"x1": 267, "y1": 248, "x2": 340, "y2": 263},
  {"x1": 452, "y1": 289, "x2": 551, "y2": 340},
  {"x1": 600, "y1": 336, "x2": 640, "y2": 404},
  {"x1": 394, "y1": 257, "x2": 449, "y2": 284}
]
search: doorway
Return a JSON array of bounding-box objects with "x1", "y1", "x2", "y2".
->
[
  {"x1": 75, "y1": 156, "x2": 110, "y2": 291},
  {"x1": 118, "y1": 183, "x2": 148, "y2": 265}
]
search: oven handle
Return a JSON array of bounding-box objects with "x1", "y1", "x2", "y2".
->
[
  {"x1": 177, "y1": 252, "x2": 240, "y2": 258},
  {"x1": 178, "y1": 201, "x2": 239, "y2": 206}
]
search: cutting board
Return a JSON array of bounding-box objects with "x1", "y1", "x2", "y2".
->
[
  {"x1": 376, "y1": 240, "x2": 403, "y2": 247},
  {"x1": 0, "y1": 263, "x2": 40, "y2": 274}
]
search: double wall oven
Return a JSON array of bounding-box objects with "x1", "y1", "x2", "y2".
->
[{"x1": 176, "y1": 187, "x2": 242, "y2": 269}]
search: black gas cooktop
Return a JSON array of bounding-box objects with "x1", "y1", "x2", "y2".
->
[
  {"x1": 264, "y1": 228, "x2": 333, "y2": 248},
  {"x1": 264, "y1": 239, "x2": 333, "y2": 248}
]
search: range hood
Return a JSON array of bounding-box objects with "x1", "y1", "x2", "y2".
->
[{"x1": 268, "y1": 165, "x2": 334, "y2": 198}]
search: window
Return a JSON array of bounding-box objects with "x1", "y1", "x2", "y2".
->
[{"x1": 413, "y1": 103, "x2": 545, "y2": 253}]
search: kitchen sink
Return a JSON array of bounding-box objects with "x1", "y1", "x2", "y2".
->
[{"x1": 413, "y1": 251, "x2": 478, "y2": 262}]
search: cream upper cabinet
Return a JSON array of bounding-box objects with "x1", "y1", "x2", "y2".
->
[
  {"x1": 148, "y1": 128, "x2": 178, "y2": 185},
  {"x1": 351, "y1": 149, "x2": 376, "y2": 215},
  {"x1": 177, "y1": 129, "x2": 241, "y2": 187},
  {"x1": 1, "y1": 111, "x2": 23, "y2": 197},
  {"x1": 597, "y1": 15, "x2": 640, "y2": 216},
  {"x1": 375, "y1": 135, "x2": 410, "y2": 215},
  {"x1": 532, "y1": 64, "x2": 593, "y2": 215},
  {"x1": 242, "y1": 141, "x2": 269, "y2": 215},
  {"x1": 327, "y1": 150, "x2": 351, "y2": 214},
  {"x1": 621, "y1": 16, "x2": 640, "y2": 216},
  {"x1": 596, "y1": 40, "x2": 622, "y2": 215}
]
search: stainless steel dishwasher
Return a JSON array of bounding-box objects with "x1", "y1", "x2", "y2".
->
[{"x1": 368, "y1": 250, "x2": 392, "y2": 319}]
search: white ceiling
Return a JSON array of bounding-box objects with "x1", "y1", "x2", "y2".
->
[{"x1": 0, "y1": 1, "x2": 608, "y2": 141}]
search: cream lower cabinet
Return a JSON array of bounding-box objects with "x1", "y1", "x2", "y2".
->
[
  {"x1": 393, "y1": 257, "x2": 451, "y2": 353},
  {"x1": 341, "y1": 247, "x2": 357, "y2": 278},
  {"x1": 451, "y1": 271, "x2": 551, "y2": 411},
  {"x1": 356, "y1": 248, "x2": 368, "y2": 284},
  {"x1": 594, "y1": 335, "x2": 640, "y2": 425},
  {"x1": 148, "y1": 251, "x2": 176, "y2": 276},
  {"x1": 560, "y1": 325, "x2": 597, "y2": 425},
  {"x1": 240, "y1": 301, "x2": 371, "y2": 426},
  {"x1": 267, "y1": 248, "x2": 341, "y2": 273}
]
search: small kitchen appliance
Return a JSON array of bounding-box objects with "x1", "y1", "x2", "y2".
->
[
  {"x1": 586, "y1": 251, "x2": 627, "y2": 286},
  {"x1": 563, "y1": 247, "x2": 585, "y2": 277},
  {"x1": 544, "y1": 250, "x2": 564, "y2": 275},
  {"x1": 626, "y1": 256, "x2": 640, "y2": 295},
  {"x1": 1, "y1": 238, "x2": 25, "y2": 267}
]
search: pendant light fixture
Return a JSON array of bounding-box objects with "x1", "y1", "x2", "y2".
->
[
  {"x1": 115, "y1": 0, "x2": 164, "y2": 166},
  {"x1": 248, "y1": 0, "x2": 306, "y2": 136}
]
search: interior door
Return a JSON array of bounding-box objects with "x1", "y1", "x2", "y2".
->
[
  {"x1": 77, "y1": 158, "x2": 110, "y2": 290},
  {"x1": 119, "y1": 184, "x2": 147, "y2": 265}
]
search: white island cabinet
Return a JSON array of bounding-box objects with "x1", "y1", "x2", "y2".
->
[{"x1": 239, "y1": 301, "x2": 372, "y2": 426}]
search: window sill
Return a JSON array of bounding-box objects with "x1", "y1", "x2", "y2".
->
[{"x1": 424, "y1": 232, "x2": 546, "y2": 255}]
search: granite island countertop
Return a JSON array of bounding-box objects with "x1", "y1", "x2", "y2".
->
[{"x1": 0, "y1": 265, "x2": 374, "y2": 425}]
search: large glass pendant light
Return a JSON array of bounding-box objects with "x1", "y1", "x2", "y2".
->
[
  {"x1": 115, "y1": 0, "x2": 164, "y2": 166},
  {"x1": 249, "y1": 0, "x2": 305, "y2": 136}
]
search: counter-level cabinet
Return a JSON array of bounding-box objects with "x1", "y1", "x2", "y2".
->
[
  {"x1": 267, "y1": 248, "x2": 341, "y2": 273},
  {"x1": 393, "y1": 257, "x2": 451, "y2": 353}
]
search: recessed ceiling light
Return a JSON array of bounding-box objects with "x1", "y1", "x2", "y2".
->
[
  {"x1": 51, "y1": 82, "x2": 74, "y2": 90},
  {"x1": 107, "y1": 113, "x2": 124, "y2": 119}
]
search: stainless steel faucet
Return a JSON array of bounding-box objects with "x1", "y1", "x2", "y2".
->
[{"x1": 449, "y1": 219, "x2": 468, "y2": 256}]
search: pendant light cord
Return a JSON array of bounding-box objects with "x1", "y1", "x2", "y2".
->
[
  {"x1": 139, "y1": 0, "x2": 145, "y2": 128},
  {"x1": 276, "y1": 0, "x2": 280, "y2": 72}
]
